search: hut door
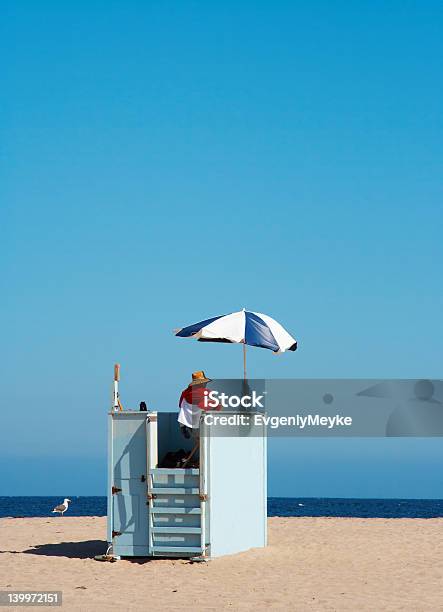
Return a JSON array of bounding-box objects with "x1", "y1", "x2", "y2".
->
[{"x1": 111, "y1": 414, "x2": 149, "y2": 555}]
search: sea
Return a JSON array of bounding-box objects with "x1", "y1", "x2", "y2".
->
[{"x1": 1, "y1": 497, "x2": 443, "y2": 519}]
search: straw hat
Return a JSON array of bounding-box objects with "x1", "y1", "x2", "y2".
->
[{"x1": 189, "y1": 370, "x2": 212, "y2": 386}]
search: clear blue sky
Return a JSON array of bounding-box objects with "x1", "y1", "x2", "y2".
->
[{"x1": 2, "y1": 1, "x2": 442, "y2": 497}]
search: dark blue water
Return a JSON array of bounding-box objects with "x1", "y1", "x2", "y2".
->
[
  {"x1": 0, "y1": 497, "x2": 106, "y2": 518},
  {"x1": 1, "y1": 497, "x2": 442, "y2": 519},
  {"x1": 268, "y1": 497, "x2": 443, "y2": 518}
]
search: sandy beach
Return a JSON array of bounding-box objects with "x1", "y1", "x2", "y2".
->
[{"x1": 0, "y1": 516, "x2": 441, "y2": 611}]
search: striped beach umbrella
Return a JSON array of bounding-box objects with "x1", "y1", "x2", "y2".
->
[{"x1": 175, "y1": 309, "x2": 297, "y2": 379}]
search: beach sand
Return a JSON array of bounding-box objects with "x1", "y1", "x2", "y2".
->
[{"x1": 0, "y1": 516, "x2": 442, "y2": 611}]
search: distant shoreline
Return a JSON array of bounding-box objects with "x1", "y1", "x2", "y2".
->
[{"x1": 1, "y1": 496, "x2": 443, "y2": 519}]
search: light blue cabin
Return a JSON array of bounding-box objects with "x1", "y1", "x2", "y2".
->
[{"x1": 107, "y1": 411, "x2": 267, "y2": 559}]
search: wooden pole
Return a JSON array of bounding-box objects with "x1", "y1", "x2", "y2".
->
[
  {"x1": 113, "y1": 363, "x2": 122, "y2": 411},
  {"x1": 243, "y1": 343, "x2": 247, "y2": 381}
]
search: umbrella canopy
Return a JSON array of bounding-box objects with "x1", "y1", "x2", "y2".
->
[
  {"x1": 175, "y1": 310, "x2": 297, "y2": 378},
  {"x1": 175, "y1": 309, "x2": 297, "y2": 353}
]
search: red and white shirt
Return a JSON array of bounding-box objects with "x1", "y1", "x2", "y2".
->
[{"x1": 178, "y1": 386, "x2": 220, "y2": 428}]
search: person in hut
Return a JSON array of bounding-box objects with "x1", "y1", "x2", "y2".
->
[{"x1": 178, "y1": 370, "x2": 220, "y2": 465}]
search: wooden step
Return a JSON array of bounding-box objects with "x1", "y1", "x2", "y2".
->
[
  {"x1": 152, "y1": 526, "x2": 201, "y2": 534},
  {"x1": 151, "y1": 487, "x2": 200, "y2": 495},
  {"x1": 150, "y1": 468, "x2": 199, "y2": 476},
  {"x1": 152, "y1": 506, "x2": 201, "y2": 514},
  {"x1": 152, "y1": 546, "x2": 202, "y2": 554}
]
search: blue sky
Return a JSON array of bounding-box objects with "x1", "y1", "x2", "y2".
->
[{"x1": 2, "y1": 1, "x2": 442, "y2": 497}]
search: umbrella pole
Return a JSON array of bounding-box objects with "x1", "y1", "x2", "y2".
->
[{"x1": 243, "y1": 343, "x2": 247, "y2": 381}]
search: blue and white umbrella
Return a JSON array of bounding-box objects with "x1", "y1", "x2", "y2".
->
[{"x1": 175, "y1": 309, "x2": 297, "y2": 378}]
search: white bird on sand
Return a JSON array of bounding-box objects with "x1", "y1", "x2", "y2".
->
[{"x1": 51, "y1": 498, "x2": 72, "y2": 516}]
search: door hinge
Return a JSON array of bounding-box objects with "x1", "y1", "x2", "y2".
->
[
  {"x1": 112, "y1": 530, "x2": 122, "y2": 538},
  {"x1": 147, "y1": 493, "x2": 157, "y2": 500},
  {"x1": 112, "y1": 486, "x2": 122, "y2": 495},
  {"x1": 199, "y1": 494, "x2": 208, "y2": 502},
  {"x1": 140, "y1": 474, "x2": 146, "y2": 482}
]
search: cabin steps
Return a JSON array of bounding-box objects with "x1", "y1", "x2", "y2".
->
[{"x1": 148, "y1": 468, "x2": 203, "y2": 557}]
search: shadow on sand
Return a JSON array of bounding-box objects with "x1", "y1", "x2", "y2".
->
[
  {"x1": 1, "y1": 542, "x2": 178, "y2": 563},
  {"x1": 19, "y1": 540, "x2": 107, "y2": 559}
]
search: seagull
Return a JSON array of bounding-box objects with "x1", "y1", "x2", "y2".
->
[{"x1": 52, "y1": 498, "x2": 72, "y2": 516}]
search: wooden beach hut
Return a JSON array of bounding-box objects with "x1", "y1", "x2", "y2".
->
[{"x1": 107, "y1": 410, "x2": 267, "y2": 559}]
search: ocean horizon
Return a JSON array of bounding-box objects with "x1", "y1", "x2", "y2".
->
[{"x1": 1, "y1": 497, "x2": 442, "y2": 519}]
